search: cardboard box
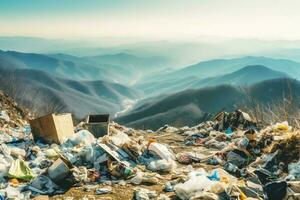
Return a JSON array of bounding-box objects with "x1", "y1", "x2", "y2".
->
[
  {"x1": 85, "y1": 114, "x2": 110, "y2": 138},
  {"x1": 30, "y1": 113, "x2": 74, "y2": 144}
]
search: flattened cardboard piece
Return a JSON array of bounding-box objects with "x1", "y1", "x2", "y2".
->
[{"x1": 98, "y1": 143, "x2": 133, "y2": 167}]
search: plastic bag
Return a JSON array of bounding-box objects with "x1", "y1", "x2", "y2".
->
[
  {"x1": 134, "y1": 188, "x2": 157, "y2": 200},
  {"x1": 288, "y1": 160, "x2": 300, "y2": 179},
  {"x1": 190, "y1": 192, "x2": 219, "y2": 200},
  {"x1": 95, "y1": 187, "x2": 112, "y2": 195},
  {"x1": 79, "y1": 146, "x2": 94, "y2": 163},
  {"x1": 147, "y1": 159, "x2": 175, "y2": 173},
  {"x1": 29, "y1": 175, "x2": 57, "y2": 194},
  {"x1": 174, "y1": 174, "x2": 213, "y2": 200},
  {"x1": 148, "y1": 143, "x2": 175, "y2": 161},
  {"x1": 68, "y1": 130, "x2": 95, "y2": 146},
  {"x1": 45, "y1": 148, "x2": 60, "y2": 159},
  {"x1": 9, "y1": 147, "x2": 26, "y2": 159},
  {"x1": 273, "y1": 121, "x2": 292, "y2": 132},
  {"x1": 8, "y1": 159, "x2": 35, "y2": 180},
  {"x1": 0, "y1": 111, "x2": 10, "y2": 122},
  {"x1": 207, "y1": 169, "x2": 220, "y2": 181},
  {"x1": 0, "y1": 155, "x2": 12, "y2": 181},
  {"x1": 131, "y1": 172, "x2": 144, "y2": 185},
  {"x1": 109, "y1": 130, "x2": 131, "y2": 147}
]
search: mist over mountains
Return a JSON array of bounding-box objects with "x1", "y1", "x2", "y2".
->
[
  {"x1": 1, "y1": 37, "x2": 300, "y2": 127},
  {"x1": 117, "y1": 79, "x2": 300, "y2": 129}
]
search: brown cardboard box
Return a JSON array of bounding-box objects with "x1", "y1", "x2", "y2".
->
[{"x1": 30, "y1": 113, "x2": 74, "y2": 144}]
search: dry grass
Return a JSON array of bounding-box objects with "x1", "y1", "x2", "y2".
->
[
  {"x1": 3, "y1": 70, "x2": 67, "y2": 118},
  {"x1": 239, "y1": 83, "x2": 300, "y2": 128}
]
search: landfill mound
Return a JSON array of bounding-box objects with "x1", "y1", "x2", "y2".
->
[
  {"x1": 0, "y1": 90, "x2": 29, "y2": 128},
  {"x1": 1, "y1": 92, "x2": 300, "y2": 200},
  {"x1": 0, "y1": 90, "x2": 31, "y2": 145}
]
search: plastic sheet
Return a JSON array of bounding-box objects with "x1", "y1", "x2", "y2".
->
[{"x1": 8, "y1": 159, "x2": 35, "y2": 180}]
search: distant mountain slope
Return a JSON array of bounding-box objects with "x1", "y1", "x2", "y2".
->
[
  {"x1": 144, "y1": 56, "x2": 300, "y2": 85},
  {"x1": 117, "y1": 85, "x2": 245, "y2": 129},
  {"x1": 191, "y1": 65, "x2": 289, "y2": 88},
  {"x1": 51, "y1": 52, "x2": 170, "y2": 85},
  {"x1": 117, "y1": 78, "x2": 300, "y2": 129},
  {"x1": 0, "y1": 50, "x2": 170, "y2": 86},
  {"x1": 174, "y1": 56, "x2": 300, "y2": 78},
  {"x1": 0, "y1": 50, "x2": 115, "y2": 82},
  {"x1": 137, "y1": 65, "x2": 289, "y2": 97},
  {"x1": 0, "y1": 66, "x2": 141, "y2": 119},
  {"x1": 86, "y1": 53, "x2": 168, "y2": 70}
]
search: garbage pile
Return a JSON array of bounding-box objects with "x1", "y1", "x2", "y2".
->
[{"x1": 0, "y1": 92, "x2": 300, "y2": 200}]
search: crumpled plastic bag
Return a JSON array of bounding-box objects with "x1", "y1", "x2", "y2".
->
[
  {"x1": 147, "y1": 159, "x2": 175, "y2": 173},
  {"x1": 0, "y1": 156, "x2": 12, "y2": 181},
  {"x1": 2, "y1": 185, "x2": 31, "y2": 199},
  {"x1": 273, "y1": 121, "x2": 292, "y2": 132},
  {"x1": 131, "y1": 172, "x2": 144, "y2": 185},
  {"x1": 288, "y1": 160, "x2": 300, "y2": 180},
  {"x1": 29, "y1": 175, "x2": 58, "y2": 194},
  {"x1": 148, "y1": 143, "x2": 176, "y2": 161},
  {"x1": 134, "y1": 187, "x2": 157, "y2": 200},
  {"x1": 67, "y1": 130, "x2": 95, "y2": 146},
  {"x1": 0, "y1": 111, "x2": 10, "y2": 122},
  {"x1": 174, "y1": 173, "x2": 213, "y2": 200},
  {"x1": 8, "y1": 159, "x2": 35, "y2": 180},
  {"x1": 189, "y1": 192, "x2": 219, "y2": 200},
  {"x1": 108, "y1": 128, "x2": 131, "y2": 147}
]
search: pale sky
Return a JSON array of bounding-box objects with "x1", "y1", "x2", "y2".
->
[{"x1": 1, "y1": 0, "x2": 300, "y2": 40}]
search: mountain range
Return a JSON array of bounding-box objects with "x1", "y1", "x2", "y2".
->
[
  {"x1": 1, "y1": 48, "x2": 300, "y2": 127},
  {"x1": 0, "y1": 62, "x2": 142, "y2": 119},
  {"x1": 137, "y1": 63, "x2": 290, "y2": 96},
  {"x1": 0, "y1": 50, "x2": 170, "y2": 86},
  {"x1": 117, "y1": 78, "x2": 300, "y2": 129}
]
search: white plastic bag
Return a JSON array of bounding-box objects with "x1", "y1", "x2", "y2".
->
[
  {"x1": 68, "y1": 130, "x2": 95, "y2": 146},
  {"x1": 288, "y1": 160, "x2": 300, "y2": 179},
  {"x1": 174, "y1": 174, "x2": 213, "y2": 200},
  {"x1": 0, "y1": 111, "x2": 10, "y2": 122},
  {"x1": 147, "y1": 159, "x2": 175, "y2": 173},
  {"x1": 148, "y1": 143, "x2": 175, "y2": 161},
  {"x1": 131, "y1": 172, "x2": 144, "y2": 185},
  {"x1": 110, "y1": 131, "x2": 131, "y2": 147},
  {"x1": 0, "y1": 154, "x2": 12, "y2": 181}
]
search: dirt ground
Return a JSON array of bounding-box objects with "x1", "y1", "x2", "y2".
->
[{"x1": 50, "y1": 182, "x2": 174, "y2": 200}]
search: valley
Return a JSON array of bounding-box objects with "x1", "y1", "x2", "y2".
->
[{"x1": 1, "y1": 43, "x2": 300, "y2": 129}]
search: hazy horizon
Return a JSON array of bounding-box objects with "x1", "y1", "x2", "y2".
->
[{"x1": 2, "y1": 0, "x2": 300, "y2": 40}]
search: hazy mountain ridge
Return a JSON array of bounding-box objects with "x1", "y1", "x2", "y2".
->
[
  {"x1": 137, "y1": 64, "x2": 290, "y2": 97},
  {"x1": 144, "y1": 56, "x2": 300, "y2": 84},
  {"x1": 0, "y1": 65, "x2": 142, "y2": 119},
  {"x1": 0, "y1": 50, "x2": 171, "y2": 86},
  {"x1": 1, "y1": 48, "x2": 300, "y2": 126},
  {"x1": 191, "y1": 65, "x2": 289, "y2": 88},
  {"x1": 117, "y1": 78, "x2": 300, "y2": 129}
]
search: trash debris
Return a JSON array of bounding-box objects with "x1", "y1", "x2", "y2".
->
[
  {"x1": 8, "y1": 158, "x2": 35, "y2": 180},
  {"x1": 133, "y1": 187, "x2": 157, "y2": 200},
  {"x1": 288, "y1": 160, "x2": 300, "y2": 180},
  {"x1": 174, "y1": 169, "x2": 214, "y2": 200},
  {"x1": 0, "y1": 111, "x2": 10, "y2": 123},
  {"x1": 263, "y1": 181, "x2": 287, "y2": 200},
  {"x1": 1, "y1": 92, "x2": 300, "y2": 200},
  {"x1": 67, "y1": 129, "x2": 95, "y2": 146},
  {"x1": 213, "y1": 109, "x2": 256, "y2": 131},
  {"x1": 47, "y1": 158, "x2": 71, "y2": 183},
  {"x1": 95, "y1": 186, "x2": 112, "y2": 195},
  {"x1": 84, "y1": 114, "x2": 110, "y2": 138}
]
